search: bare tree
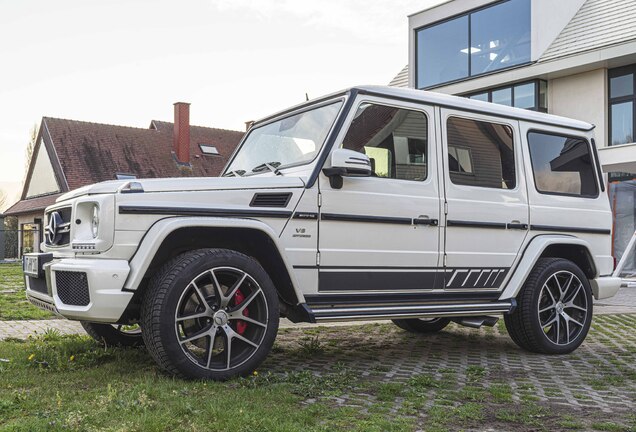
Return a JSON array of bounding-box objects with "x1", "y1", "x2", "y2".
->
[{"x1": 24, "y1": 124, "x2": 38, "y2": 172}]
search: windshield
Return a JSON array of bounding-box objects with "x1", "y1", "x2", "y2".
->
[{"x1": 225, "y1": 101, "x2": 343, "y2": 175}]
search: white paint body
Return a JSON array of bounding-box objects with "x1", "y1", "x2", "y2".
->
[{"x1": 25, "y1": 86, "x2": 620, "y2": 323}]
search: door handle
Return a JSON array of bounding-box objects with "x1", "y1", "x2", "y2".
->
[
  {"x1": 506, "y1": 221, "x2": 528, "y2": 230},
  {"x1": 413, "y1": 217, "x2": 438, "y2": 226}
]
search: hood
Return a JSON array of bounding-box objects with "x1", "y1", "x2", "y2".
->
[{"x1": 56, "y1": 176, "x2": 306, "y2": 202}]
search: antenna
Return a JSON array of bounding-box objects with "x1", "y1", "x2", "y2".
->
[{"x1": 305, "y1": 93, "x2": 309, "y2": 101}]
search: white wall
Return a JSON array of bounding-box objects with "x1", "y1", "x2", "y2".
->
[
  {"x1": 548, "y1": 68, "x2": 608, "y2": 147},
  {"x1": 531, "y1": 0, "x2": 585, "y2": 61}
]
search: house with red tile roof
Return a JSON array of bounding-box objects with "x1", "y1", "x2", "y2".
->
[{"x1": 4, "y1": 103, "x2": 244, "y2": 255}]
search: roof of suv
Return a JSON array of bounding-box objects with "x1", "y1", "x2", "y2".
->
[{"x1": 257, "y1": 85, "x2": 594, "y2": 133}]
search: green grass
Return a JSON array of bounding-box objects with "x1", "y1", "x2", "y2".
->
[
  {"x1": 0, "y1": 263, "x2": 54, "y2": 320},
  {"x1": 0, "y1": 334, "x2": 414, "y2": 431}
]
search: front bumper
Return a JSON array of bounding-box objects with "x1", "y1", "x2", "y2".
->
[
  {"x1": 25, "y1": 257, "x2": 134, "y2": 323},
  {"x1": 590, "y1": 276, "x2": 622, "y2": 300}
]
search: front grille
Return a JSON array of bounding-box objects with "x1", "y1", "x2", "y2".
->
[
  {"x1": 55, "y1": 271, "x2": 90, "y2": 306},
  {"x1": 250, "y1": 193, "x2": 292, "y2": 207},
  {"x1": 45, "y1": 207, "x2": 72, "y2": 246}
]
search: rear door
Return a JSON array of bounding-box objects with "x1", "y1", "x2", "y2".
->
[{"x1": 440, "y1": 109, "x2": 529, "y2": 292}]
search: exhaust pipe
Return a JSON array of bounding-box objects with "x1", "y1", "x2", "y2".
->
[{"x1": 453, "y1": 316, "x2": 499, "y2": 329}]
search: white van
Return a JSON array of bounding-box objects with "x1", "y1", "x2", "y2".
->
[{"x1": 24, "y1": 86, "x2": 621, "y2": 380}]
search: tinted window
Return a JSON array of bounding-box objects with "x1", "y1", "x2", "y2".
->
[
  {"x1": 342, "y1": 104, "x2": 428, "y2": 182},
  {"x1": 527, "y1": 132, "x2": 598, "y2": 197},
  {"x1": 416, "y1": 0, "x2": 530, "y2": 88},
  {"x1": 417, "y1": 16, "x2": 468, "y2": 89},
  {"x1": 447, "y1": 117, "x2": 515, "y2": 189},
  {"x1": 470, "y1": 0, "x2": 531, "y2": 75}
]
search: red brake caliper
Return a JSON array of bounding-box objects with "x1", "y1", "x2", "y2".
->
[{"x1": 233, "y1": 290, "x2": 249, "y2": 335}]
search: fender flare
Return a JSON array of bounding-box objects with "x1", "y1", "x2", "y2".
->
[
  {"x1": 498, "y1": 234, "x2": 596, "y2": 300},
  {"x1": 122, "y1": 216, "x2": 305, "y2": 303}
]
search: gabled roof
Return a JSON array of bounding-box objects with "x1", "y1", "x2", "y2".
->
[
  {"x1": 540, "y1": 0, "x2": 636, "y2": 62},
  {"x1": 388, "y1": 65, "x2": 409, "y2": 88},
  {"x1": 4, "y1": 118, "x2": 244, "y2": 216}
]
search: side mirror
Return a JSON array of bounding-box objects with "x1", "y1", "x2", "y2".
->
[{"x1": 322, "y1": 149, "x2": 372, "y2": 189}]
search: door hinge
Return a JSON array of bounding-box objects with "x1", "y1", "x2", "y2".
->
[
  {"x1": 316, "y1": 252, "x2": 321, "y2": 266},
  {"x1": 443, "y1": 201, "x2": 448, "y2": 215},
  {"x1": 317, "y1": 192, "x2": 322, "y2": 207},
  {"x1": 443, "y1": 253, "x2": 447, "y2": 267}
]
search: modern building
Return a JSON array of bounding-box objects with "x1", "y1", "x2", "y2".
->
[
  {"x1": 391, "y1": 0, "x2": 636, "y2": 272},
  {"x1": 4, "y1": 103, "x2": 244, "y2": 255}
]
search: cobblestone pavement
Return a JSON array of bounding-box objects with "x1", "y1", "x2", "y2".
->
[{"x1": 260, "y1": 314, "x2": 636, "y2": 429}]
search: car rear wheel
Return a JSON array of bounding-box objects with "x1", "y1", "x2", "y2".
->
[
  {"x1": 80, "y1": 322, "x2": 143, "y2": 347},
  {"x1": 141, "y1": 248, "x2": 279, "y2": 380},
  {"x1": 505, "y1": 257, "x2": 593, "y2": 354},
  {"x1": 392, "y1": 317, "x2": 451, "y2": 333}
]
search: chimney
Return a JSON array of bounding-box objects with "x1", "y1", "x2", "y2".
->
[{"x1": 173, "y1": 102, "x2": 191, "y2": 163}]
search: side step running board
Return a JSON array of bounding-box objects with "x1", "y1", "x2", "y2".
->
[{"x1": 309, "y1": 300, "x2": 516, "y2": 322}]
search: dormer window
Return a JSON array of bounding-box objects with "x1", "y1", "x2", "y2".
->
[
  {"x1": 199, "y1": 144, "x2": 220, "y2": 156},
  {"x1": 116, "y1": 173, "x2": 137, "y2": 180}
]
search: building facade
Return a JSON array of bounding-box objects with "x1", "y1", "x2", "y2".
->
[{"x1": 391, "y1": 0, "x2": 636, "y2": 273}]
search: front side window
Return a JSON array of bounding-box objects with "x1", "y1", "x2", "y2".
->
[
  {"x1": 225, "y1": 101, "x2": 343, "y2": 176},
  {"x1": 341, "y1": 103, "x2": 428, "y2": 182},
  {"x1": 416, "y1": 0, "x2": 530, "y2": 88},
  {"x1": 446, "y1": 117, "x2": 516, "y2": 189},
  {"x1": 527, "y1": 131, "x2": 598, "y2": 197}
]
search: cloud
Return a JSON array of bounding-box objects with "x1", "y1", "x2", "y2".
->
[{"x1": 210, "y1": 0, "x2": 431, "y2": 43}]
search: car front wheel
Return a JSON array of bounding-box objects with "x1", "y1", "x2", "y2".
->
[{"x1": 141, "y1": 248, "x2": 279, "y2": 380}]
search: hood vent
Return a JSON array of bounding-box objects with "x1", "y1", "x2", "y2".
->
[{"x1": 250, "y1": 193, "x2": 292, "y2": 208}]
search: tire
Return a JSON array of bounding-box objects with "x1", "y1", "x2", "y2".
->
[
  {"x1": 141, "y1": 248, "x2": 279, "y2": 380},
  {"x1": 504, "y1": 257, "x2": 593, "y2": 354},
  {"x1": 80, "y1": 321, "x2": 143, "y2": 347},
  {"x1": 392, "y1": 317, "x2": 451, "y2": 333}
]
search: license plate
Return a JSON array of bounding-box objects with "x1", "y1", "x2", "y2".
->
[{"x1": 23, "y1": 253, "x2": 53, "y2": 278}]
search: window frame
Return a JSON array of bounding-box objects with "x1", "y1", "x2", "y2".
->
[
  {"x1": 526, "y1": 129, "x2": 600, "y2": 199},
  {"x1": 464, "y1": 80, "x2": 547, "y2": 112},
  {"x1": 445, "y1": 114, "x2": 518, "y2": 190},
  {"x1": 339, "y1": 100, "x2": 432, "y2": 183},
  {"x1": 608, "y1": 64, "x2": 636, "y2": 147},
  {"x1": 414, "y1": 0, "x2": 532, "y2": 89}
]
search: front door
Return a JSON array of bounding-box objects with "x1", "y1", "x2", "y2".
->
[
  {"x1": 440, "y1": 109, "x2": 529, "y2": 292},
  {"x1": 317, "y1": 98, "x2": 442, "y2": 293}
]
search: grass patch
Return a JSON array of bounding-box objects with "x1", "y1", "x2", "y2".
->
[
  {"x1": 0, "y1": 263, "x2": 54, "y2": 320},
  {"x1": 0, "y1": 335, "x2": 414, "y2": 431}
]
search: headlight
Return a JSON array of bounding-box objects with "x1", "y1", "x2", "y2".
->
[{"x1": 91, "y1": 205, "x2": 99, "y2": 238}]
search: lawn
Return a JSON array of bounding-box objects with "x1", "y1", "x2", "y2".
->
[
  {"x1": 0, "y1": 263, "x2": 54, "y2": 320},
  {"x1": 1, "y1": 317, "x2": 636, "y2": 432}
]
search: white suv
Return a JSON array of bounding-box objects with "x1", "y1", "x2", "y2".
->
[{"x1": 24, "y1": 86, "x2": 621, "y2": 380}]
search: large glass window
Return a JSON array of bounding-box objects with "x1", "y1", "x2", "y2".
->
[
  {"x1": 341, "y1": 103, "x2": 428, "y2": 182},
  {"x1": 416, "y1": 16, "x2": 469, "y2": 89},
  {"x1": 527, "y1": 132, "x2": 598, "y2": 197},
  {"x1": 466, "y1": 80, "x2": 547, "y2": 112},
  {"x1": 416, "y1": 0, "x2": 531, "y2": 88},
  {"x1": 225, "y1": 101, "x2": 342, "y2": 176},
  {"x1": 609, "y1": 65, "x2": 636, "y2": 146},
  {"x1": 446, "y1": 117, "x2": 515, "y2": 189}
]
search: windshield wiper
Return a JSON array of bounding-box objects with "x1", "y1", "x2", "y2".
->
[
  {"x1": 251, "y1": 161, "x2": 282, "y2": 175},
  {"x1": 223, "y1": 170, "x2": 246, "y2": 177}
]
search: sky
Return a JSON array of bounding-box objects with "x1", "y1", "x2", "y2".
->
[{"x1": 0, "y1": 0, "x2": 444, "y2": 208}]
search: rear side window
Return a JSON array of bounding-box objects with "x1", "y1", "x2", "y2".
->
[
  {"x1": 527, "y1": 131, "x2": 598, "y2": 197},
  {"x1": 446, "y1": 117, "x2": 516, "y2": 189}
]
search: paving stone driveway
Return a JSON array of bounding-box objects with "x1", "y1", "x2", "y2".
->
[{"x1": 260, "y1": 314, "x2": 636, "y2": 426}]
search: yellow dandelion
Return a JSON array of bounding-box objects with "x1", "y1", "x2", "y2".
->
[
  {"x1": 253, "y1": 370, "x2": 258, "y2": 376},
  {"x1": 69, "y1": 355, "x2": 75, "y2": 362},
  {"x1": 28, "y1": 354, "x2": 35, "y2": 361}
]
